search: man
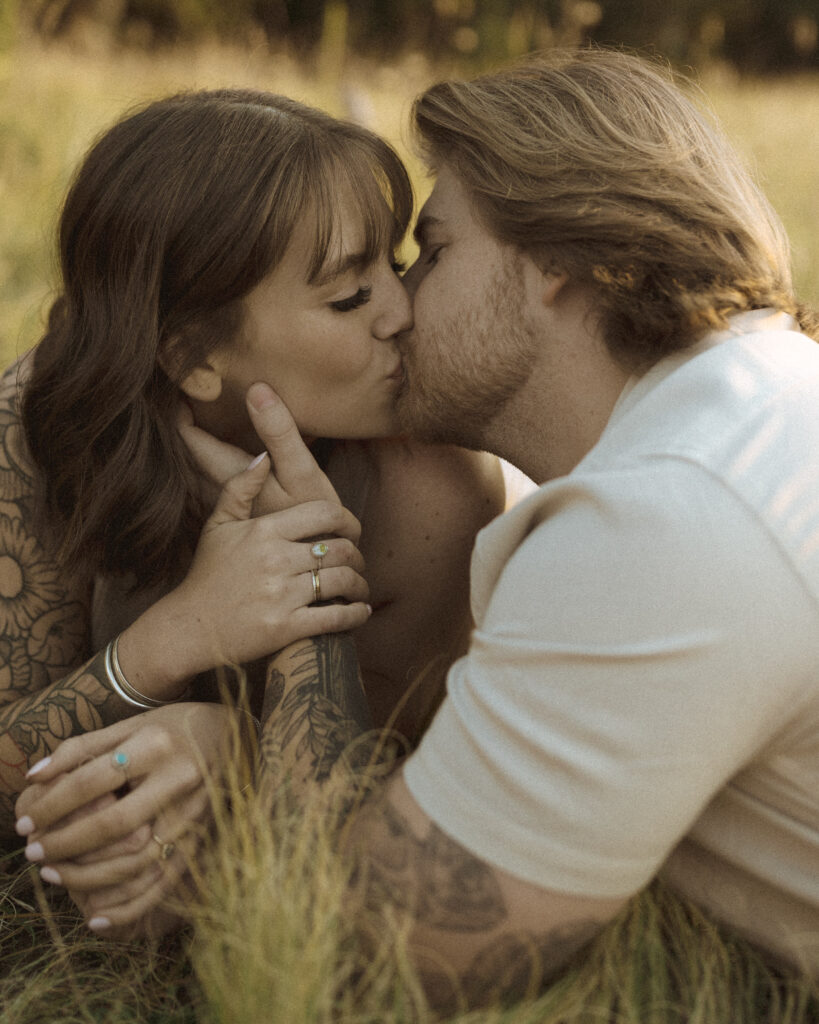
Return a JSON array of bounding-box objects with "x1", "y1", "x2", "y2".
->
[
  {"x1": 255, "y1": 48, "x2": 819, "y2": 1004},
  {"x1": 18, "y1": 49, "x2": 819, "y2": 1009}
]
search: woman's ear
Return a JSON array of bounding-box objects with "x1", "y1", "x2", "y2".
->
[
  {"x1": 158, "y1": 340, "x2": 227, "y2": 402},
  {"x1": 541, "y1": 271, "x2": 569, "y2": 307},
  {"x1": 176, "y1": 363, "x2": 224, "y2": 402}
]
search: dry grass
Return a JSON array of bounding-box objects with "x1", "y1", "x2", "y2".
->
[{"x1": 2, "y1": 768, "x2": 817, "y2": 1024}]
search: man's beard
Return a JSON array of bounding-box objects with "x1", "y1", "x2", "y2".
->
[{"x1": 397, "y1": 261, "x2": 538, "y2": 450}]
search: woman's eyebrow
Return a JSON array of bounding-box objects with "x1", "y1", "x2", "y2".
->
[{"x1": 314, "y1": 250, "x2": 369, "y2": 286}]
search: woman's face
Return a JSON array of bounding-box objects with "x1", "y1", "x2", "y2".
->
[{"x1": 204, "y1": 194, "x2": 412, "y2": 452}]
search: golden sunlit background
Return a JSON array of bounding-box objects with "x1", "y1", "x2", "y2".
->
[{"x1": 1, "y1": 0, "x2": 819, "y2": 370}]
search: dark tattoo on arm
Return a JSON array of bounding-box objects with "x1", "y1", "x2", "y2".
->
[
  {"x1": 0, "y1": 365, "x2": 122, "y2": 844},
  {"x1": 0, "y1": 649, "x2": 132, "y2": 845},
  {"x1": 355, "y1": 792, "x2": 602, "y2": 1012},
  {"x1": 259, "y1": 633, "x2": 374, "y2": 784}
]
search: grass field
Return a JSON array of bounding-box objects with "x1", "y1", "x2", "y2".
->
[{"x1": 1, "y1": 38, "x2": 819, "y2": 1023}]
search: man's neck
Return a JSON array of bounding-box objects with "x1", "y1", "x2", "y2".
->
[{"x1": 487, "y1": 299, "x2": 632, "y2": 485}]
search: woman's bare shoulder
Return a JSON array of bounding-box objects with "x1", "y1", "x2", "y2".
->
[
  {"x1": 358, "y1": 436, "x2": 505, "y2": 552},
  {"x1": 363, "y1": 437, "x2": 505, "y2": 528}
]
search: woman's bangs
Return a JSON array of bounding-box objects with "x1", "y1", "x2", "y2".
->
[{"x1": 306, "y1": 140, "x2": 412, "y2": 283}]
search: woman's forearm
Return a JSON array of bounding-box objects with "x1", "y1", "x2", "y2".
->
[{"x1": 0, "y1": 648, "x2": 137, "y2": 844}]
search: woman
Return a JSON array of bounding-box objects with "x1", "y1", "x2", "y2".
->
[{"x1": 4, "y1": 88, "x2": 504, "y2": 926}]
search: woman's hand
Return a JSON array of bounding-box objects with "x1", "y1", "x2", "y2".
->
[
  {"x1": 179, "y1": 381, "x2": 341, "y2": 514},
  {"x1": 14, "y1": 703, "x2": 240, "y2": 934},
  {"x1": 118, "y1": 419, "x2": 372, "y2": 695}
]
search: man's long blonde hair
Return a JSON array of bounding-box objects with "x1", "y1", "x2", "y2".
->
[{"x1": 414, "y1": 48, "x2": 816, "y2": 369}]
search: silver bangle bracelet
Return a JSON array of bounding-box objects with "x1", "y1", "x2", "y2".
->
[{"x1": 103, "y1": 635, "x2": 175, "y2": 710}]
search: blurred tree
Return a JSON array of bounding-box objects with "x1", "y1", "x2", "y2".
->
[
  {"x1": 0, "y1": 0, "x2": 20, "y2": 51},
  {"x1": 19, "y1": 0, "x2": 819, "y2": 72}
]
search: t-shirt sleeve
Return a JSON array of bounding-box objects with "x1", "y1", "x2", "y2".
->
[{"x1": 403, "y1": 459, "x2": 819, "y2": 898}]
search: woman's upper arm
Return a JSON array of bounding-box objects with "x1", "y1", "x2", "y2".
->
[
  {"x1": 0, "y1": 359, "x2": 92, "y2": 702},
  {"x1": 354, "y1": 440, "x2": 505, "y2": 739}
]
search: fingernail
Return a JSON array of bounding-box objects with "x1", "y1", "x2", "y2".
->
[
  {"x1": 248, "y1": 451, "x2": 269, "y2": 470},
  {"x1": 88, "y1": 917, "x2": 112, "y2": 932},
  {"x1": 247, "y1": 382, "x2": 274, "y2": 411},
  {"x1": 15, "y1": 815, "x2": 34, "y2": 836},
  {"x1": 40, "y1": 866, "x2": 62, "y2": 885},
  {"x1": 25, "y1": 841, "x2": 45, "y2": 862},
  {"x1": 366, "y1": 604, "x2": 373, "y2": 617},
  {"x1": 27, "y1": 756, "x2": 51, "y2": 778}
]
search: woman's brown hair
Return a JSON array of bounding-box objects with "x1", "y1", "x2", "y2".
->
[
  {"x1": 413, "y1": 48, "x2": 818, "y2": 370},
  {"x1": 21, "y1": 88, "x2": 413, "y2": 588}
]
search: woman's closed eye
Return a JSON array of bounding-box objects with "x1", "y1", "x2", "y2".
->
[
  {"x1": 424, "y1": 244, "x2": 444, "y2": 266},
  {"x1": 330, "y1": 285, "x2": 373, "y2": 313}
]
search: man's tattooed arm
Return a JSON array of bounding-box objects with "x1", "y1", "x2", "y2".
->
[
  {"x1": 258, "y1": 632, "x2": 373, "y2": 786},
  {"x1": 257, "y1": 634, "x2": 618, "y2": 1013},
  {"x1": 351, "y1": 784, "x2": 612, "y2": 1013}
]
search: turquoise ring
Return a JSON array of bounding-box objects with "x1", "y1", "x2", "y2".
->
[{"x1": 111, "y1": 750, "x2": 130, "y2": 775}]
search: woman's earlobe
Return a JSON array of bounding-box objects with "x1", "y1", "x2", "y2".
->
[
  {"x1": 158, "y1": 341, "x2": 225, "y2": 402},
  {"x1": 542, "y1": 272, "x2": 569, "y2": 307},
  {"x1": 177, "y1": 364, "x2": 223, "y2": 402}
]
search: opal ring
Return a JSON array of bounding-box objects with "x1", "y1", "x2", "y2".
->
[
  {"x1": 152, "y1": 833, "x2": 175, "y2": 861},
  {"x1": 310, "y1": 540, "x2": 328, "y2": 571}
]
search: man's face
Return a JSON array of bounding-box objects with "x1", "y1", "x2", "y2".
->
[{"x1": 396, "y1": 164, "x2": 539, "y2": 448}]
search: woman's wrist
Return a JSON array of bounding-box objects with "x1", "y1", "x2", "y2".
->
[{"x1": 117, "y1": 603, "x2": 202, "y2": 702}]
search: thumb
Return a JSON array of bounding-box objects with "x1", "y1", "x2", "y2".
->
[{"x1": 205, "y1": 452, "x2": 270, "y2": 528}]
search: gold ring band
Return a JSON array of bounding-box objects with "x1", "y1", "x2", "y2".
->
[{"x1": 311, "y1": 568, "x2": 321, "y2": 603}]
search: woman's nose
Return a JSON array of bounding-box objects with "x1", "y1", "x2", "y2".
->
[{"x1": 374, "y1": 267, "x2": 413, "y2": 338}]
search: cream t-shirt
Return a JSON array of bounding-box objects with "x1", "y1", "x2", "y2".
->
[{"x1": 404, "y1": 311, "x2": 819, "y2": 974}]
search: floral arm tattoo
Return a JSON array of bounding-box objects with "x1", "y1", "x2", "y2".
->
[
  {"x1": 258, "y1": 634, "x2": 602, "y2": 1011},
  {"x1": 0, "y1": 365, "x2": 131, "y2": 845}
]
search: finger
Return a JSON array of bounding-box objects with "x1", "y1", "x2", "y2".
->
[
  {"x1": 302, "y1": 536, "x2": 365, "y2": 576},
  {"x1": 48, "y1": 787, "x2": 209, "y2": 891},
  {"x1": 179, "y1": 416, "x2": 256, "y2": 488},
  {"x1": 264, "y1": 499, "x2": 362, "y2": 546},
  {"x1": 81, "y1": 861, "x2": 167, "y2": 915},
  {"x1": 24, "y1": 746, "x2": 202, "y2": 862},
  {"x1": 21, "y1": 717, "x2": 138, "y2": 787},
  {"x1": 19, "y1": 745, "x2": 141, "y2": 838},
  {"x1": 304, "y1": 566, "x2": 370, "y2": 607},
  {"x1": 205, "y1": 451, "x2": 271, "y2": 527},
  {"x1": 287, "y1": 599, "x2": 372, "y2": 641},
  {"x1": 85, "y1": 865, "x2": 193, "y2": 933},
  {"x1": 247, "y1": 383, "x2": 339, "y2": 504}
]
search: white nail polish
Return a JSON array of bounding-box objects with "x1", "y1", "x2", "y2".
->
[
  {"x1": 248, "y1": 451, "x2": 269, "y2": 470},
  {"x1": 88, "y1": 916, "x2": 112, "y2": 932},
  {"x1": 26, "y1": 756, "x2": 52, "y2": 778}
]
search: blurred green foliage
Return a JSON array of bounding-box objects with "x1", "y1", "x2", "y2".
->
[{"x1": 18, "y1": 0, "x2": 819, "y2": 73}]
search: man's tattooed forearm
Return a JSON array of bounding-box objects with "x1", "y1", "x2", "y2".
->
[{"x1": 259, "y1": 634, "x2": 373, "y2": 782}]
